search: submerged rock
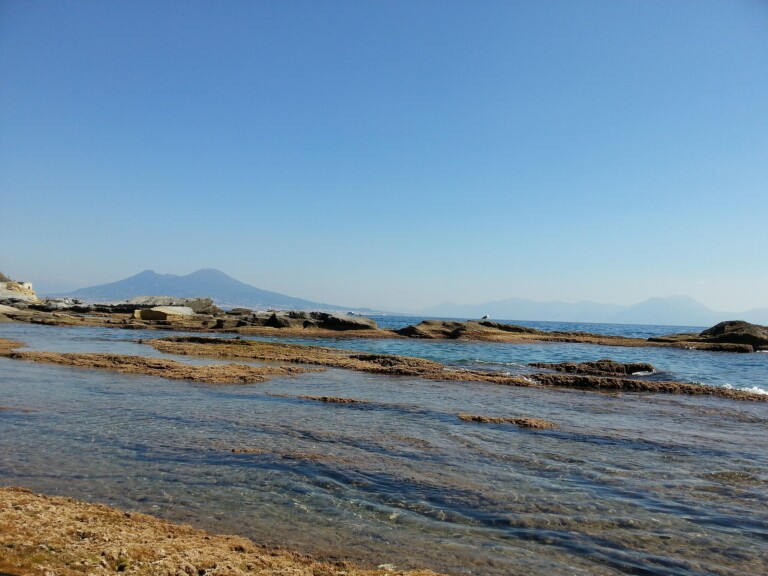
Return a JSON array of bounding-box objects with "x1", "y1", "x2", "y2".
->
[{"x1": 457, "y1": 413, "x2": 556, "y2": 429}]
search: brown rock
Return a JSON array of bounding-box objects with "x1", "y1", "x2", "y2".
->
[
  {"x1": 457, "y1": 413, "x2": 556, "y2": 428},
  {"x1": 529, "y1": 359, "x2": 655, "y2": 376}
]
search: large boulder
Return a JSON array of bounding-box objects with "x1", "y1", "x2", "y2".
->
[
  {"x1": 650, "y1": 320, "x2": 768, "y2": 352},
  {"x1": 698, "y1": 321, "x2": 768, "y2": 350},
  {"x1": 308, "y1": 312, "x2": 377, "y2": 331},
  {"x1": 234, "y1": 310, "x2": 377, "y2": 331},
  {"x1": 0, "y1": 280, "x2": 39, "y2": 302},
  {"x1": 133, "y1": 306, "x2": 196, "y2": 321},
  {"x1": 264, "y1": 312, "x2": 293, "y2": 328}
]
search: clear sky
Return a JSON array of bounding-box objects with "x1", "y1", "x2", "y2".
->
[{"x1": 2, "y1": 1, "x2": 767, "y2": 312}]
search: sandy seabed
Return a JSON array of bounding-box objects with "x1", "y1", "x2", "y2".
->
[{"x1": 0, "y1": 487, "x2": 442, "y2": 576}]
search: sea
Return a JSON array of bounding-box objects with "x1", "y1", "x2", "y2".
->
[{"x1": 1, "y1": 317, "x2": 766, "y2": 575}]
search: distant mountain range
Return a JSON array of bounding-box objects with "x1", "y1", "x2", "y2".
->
[
  {"x1": 57, "y1": 269, "x2": 375, "y2": 313},
  {"x1": 52, "y1": 268, "x2": 767, "y2": 326},
  {"x1": 423, "y1": 296, "x2": 768, "y2": 327}
]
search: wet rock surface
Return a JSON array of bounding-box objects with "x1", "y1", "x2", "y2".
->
[
  {"x1": 0, "y1": 338, "x2": 318, "y2": 384},
  {"x1": 457, "y1": 413, "x2": 557, "y2": 428},
  {"x1": 530, "y1": 372, "x2": 766, "y2": 400},
  {"x1": 147, "y1": 336, "x2": 767, "y2": 401},
  {"x1": 146, "y1": 336, "x2": 531, "y2": 385},
  {"x1": 529, "y1": 359, "x2": 655, "y2": 376},
  {"x1": 0, "y1": 487, "x2": 442, "y2": 576},
  {"x1": 649, "y1": 320, "x2": 768, "y2": 352},
  {"x1": 395, "y1": 319, "x2": 651, "y2": 347},
  {"x1": 2, "y1": 295, "x2": 768, "y2": 354}
]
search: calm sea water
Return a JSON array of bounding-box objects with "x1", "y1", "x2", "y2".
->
[{"x1": 1, "y1": 321, "x2": 767, "y2": 575}]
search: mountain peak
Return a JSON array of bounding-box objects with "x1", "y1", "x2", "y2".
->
[
  {"x1": 186, "y1": 268, "x2": 229, "y2": 277},
  {"x1": 60, "y1": 269, "x2": 354, "y2": 312}
]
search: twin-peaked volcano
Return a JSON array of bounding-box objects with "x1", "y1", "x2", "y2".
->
[{"x1": 60, "y1": 268, "x2": 356, "y2": 312}]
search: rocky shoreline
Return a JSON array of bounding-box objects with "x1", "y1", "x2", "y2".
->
[
  {"x1": 0, "y1": 487, "x2": 442, "y2": 576},
  {"x1": 2, "y1": 294, "x2": 768, "y2": 352},
  {"x1": 2, "y1": 283, "x2": 767, "y2": 575},
  {"x1": 3, "y1": 334, "x2": 763, "y2": 401}
]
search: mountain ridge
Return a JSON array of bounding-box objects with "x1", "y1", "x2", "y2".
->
[
  {"x1": 56, "y1": 269, "x2": 372, "y2": 313},
  {"x1": 423, "y1": 295, "x2": 768, "y2": 327},
  {"x1": 49, "y1": 269, "x2": 768, "y2": 326}
]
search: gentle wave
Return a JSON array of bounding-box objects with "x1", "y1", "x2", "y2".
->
[{"x1": 724, "y1": 383, "x2": 768, "y2": 395}]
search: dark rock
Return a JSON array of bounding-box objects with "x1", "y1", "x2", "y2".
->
[
  {"x1": 29, "y1": 298, "x2": 92, "y2": 313},
  {"x1": 531, "y1": 373, "x2": 766, "y2": 400},
  {"x1": 396, "y1": 320, "x2": 477, "y2": 339},
  {"x1": 0, "y1": 298, "x2": 31, "y2": 309},
  {"x1": 698, "y1": 321, "x2": 768, "y2": 349},
  {"x1": 94, "y1": 297, "x2": 222, "y2": 315},
  {"x1": 227, "y1": 307, "x2": 253, "y2": 315},
  {"x1": 214, "y1": 318, "x2": 243, "y2": 330},
  {"x1": 479, "y1": 321, "x2": 538, "y2": 334},
  {"x1": 395, "y1": 325, "x2": 434, "y2": 338},
  {"x1": 650, "y1": 320, "x2": 768, "y2": 352},
  {"x1": 530, "y1": 359, "x2": 655, "y2": 376},
  {"x1": 264, "y1": 313, "x2": 292, "y2": 328},
  {"x1": 308, "y1": 312, "x2": 377, "y2": 331}
]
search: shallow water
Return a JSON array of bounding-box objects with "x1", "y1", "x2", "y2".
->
[{"x1": 1, "y1": 323, "x2": 767, "y2": 575}]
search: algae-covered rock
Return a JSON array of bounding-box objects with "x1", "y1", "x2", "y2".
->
[
  {"x1": 651, "y1": 320, "x2": 768, "y2": 352},
  {"x1": 530, "y1": 359, "x2": 655, "y2": 376}
]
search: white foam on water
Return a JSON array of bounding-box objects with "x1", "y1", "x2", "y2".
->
[{"x1": 723, "y1": 383, "x2": 768, "y2": 396}]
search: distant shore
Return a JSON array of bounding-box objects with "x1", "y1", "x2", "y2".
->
[{"x1": 2, "y1": 300, "x2": 768, "y2": 352}]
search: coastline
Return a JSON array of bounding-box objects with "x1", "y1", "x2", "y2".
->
[
  {"x1": 2, "y1": 304, "x2": 767, "y2": 352},
  {"x1": 1, "y1": 320, "x2": 766, "y2": 575},
  {"x1": 1, "y1": 335, "x2": 764, "y2": 401},
  {"x1": 0, "y1": 487, "x2": 442, "y2": 576}
]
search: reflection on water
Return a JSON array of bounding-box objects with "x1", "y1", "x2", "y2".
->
[{"x1": 1, "y1": 323, "x2": 767, "y2": 575}]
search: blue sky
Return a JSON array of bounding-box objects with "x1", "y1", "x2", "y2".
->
[{"x1": 2, "y1": 1, "x2": 767, "y2": 312}]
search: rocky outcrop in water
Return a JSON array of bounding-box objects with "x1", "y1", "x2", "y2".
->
[
  {"x1": 648, "y1": 320, "x2": 768, "y2": 352},
  {"x1": 237, "y1": 310, "x2": 378, "y2": 331},
  {"x1": 457, "y1": 413, "x2": 556, "y2": 429},
  {"x1": 0, "y1": 487, "x2": 443, "y2": 576},
  {"x1": 395, "y1": 320, "x2": 649, "y2": 347},
  {"x1": 529, "y1": 359, "x2": 655, "y2": 376}
]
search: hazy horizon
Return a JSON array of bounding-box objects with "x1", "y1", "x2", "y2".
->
[
  {"x1": 2, "y1": 2, "x2": 767, "y2": 312},
  {"x1": 20, "y1": 267, "x2": 768, "y2": 321}
]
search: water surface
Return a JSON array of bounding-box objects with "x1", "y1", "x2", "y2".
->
[{"x1": 1, "y1": 323, "x2": 766, "y2": 575}]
